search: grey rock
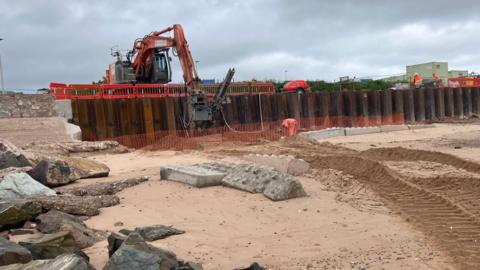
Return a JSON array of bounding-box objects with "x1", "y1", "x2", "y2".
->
[
  {"x1": 27, "y1": 157, "x2": 110, "y2": 187},
  {"x1": 0, "y1": 139, "x2": 34, "y2": 170},
  {"x1": 32, "y1": 195, "x2": 120, "y2": 216},
  {"x1": 121, "y1": 225, "x2": 185, "y2": 242},
  {"x1": 177, "y1": 261, "x2": 203, "y2": 270},
  {"x1": 233, "y1": 262, "x2": 265, "y2": 270},
  {"x1": 27, "y1": 160, "x2": 78, "y2": 187},
  {"x1": 0, "y1": 167, "x2": 32, "y2": 180},
  {"x1": 35, "y1": 210, "x2": 106, "y2": 249},
  {"x1": 222, "y1": 164, "x2": 306, "y2": 201},
  {"x1": 107, "y1": 233, "x2": 125, "y2": 258},
  {"x1": 103, "y1": 232, "x2": 178, "y2": 270},
  {"x1": 18, "y1": 231, "x2": 81, "y2": 260},
  {"x1": 0, "y1": 173, "x2": 56, "y2": 199},
  {"x1": 0, "y1": 200, "x2": 42, "y2": 230},
  {"x1": 0, "y1": 254, "x2": 94, "y2": 270},
  {"x1": 0, "y1": 237, "x2": 32, "y2": 266}
]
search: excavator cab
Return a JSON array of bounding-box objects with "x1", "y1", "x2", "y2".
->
[{"x1": 151, "y1": 49, "x2": 172, "y2": 83}]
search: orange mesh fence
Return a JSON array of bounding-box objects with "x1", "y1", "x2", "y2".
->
[{"x1": 87, "y1": 114, "x2": 405, "y2": 150}]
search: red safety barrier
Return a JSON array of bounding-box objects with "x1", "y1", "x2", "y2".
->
[
  {"x1": 49, "y1": 82, "x2": 275, "y2": 100},
  {"x1": 448, "y1": 78, "x2": 480, "y2": 88},
  {"x1": 49, "y1": 82, "x2": 70, "y2": 100}
]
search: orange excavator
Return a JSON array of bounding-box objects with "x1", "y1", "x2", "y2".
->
[{"x1": 104, "y1": 24, "x2": 234, "y2": 127}]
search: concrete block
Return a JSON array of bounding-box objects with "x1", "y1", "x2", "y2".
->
[
  {"x1": 380, "y1": 125, "x2": 409, "y2": 132},
  {"x1": 54, "y1": 100, "x2": 73, "y2": 121},
  {"x1": 160, "y1": 165, "x2": 226, "y2": 188},
  {"x1": 344, "y1": 127, "x2": 380, "y2": 136},
  {"x1": 301, "y1": 128, "x2": 345, "y2": 141}
]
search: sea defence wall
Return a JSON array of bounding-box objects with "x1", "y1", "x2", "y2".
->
[
  {"x1": 0, "y1": 93, "x2": 56, "y2": 118},
  {"x1": 69, "y1": 87, "x2": 480, "y2": 142}
]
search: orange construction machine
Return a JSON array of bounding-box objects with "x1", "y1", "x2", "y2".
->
[{"x1": 104, "y1": 24, "x2": 234, "y2": 127}]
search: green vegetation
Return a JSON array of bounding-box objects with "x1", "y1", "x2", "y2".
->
[{"x1": 269, "y1": 80, "x2": 394, "y2": 92}]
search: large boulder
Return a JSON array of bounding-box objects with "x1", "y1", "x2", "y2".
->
[
  {"x1": 18, "y1": 231, "x2": 81, "y2": 260},
  {"x1": 32, "y1": 195, "x2": 120, "y2": 216},
  {"x1": 35, "y1": 210, "x2": 106, "y2": 249},
  {"x1": 27, "y1": 160, "x2": 78, "y2": 187},
  {"x1": 0, "y1": 200, "x2": 41, "y2": 230},
  {"x1": 0, "y1": 173, "x2": 56, "y2": 199},
  {"x1": 221, "y1": 164, "x2": 307, "y2": 201},
  {"x1": 64, "y1": 157, "x2": 109, "y2": 179},
  {"x1": 103, "y1": 232, "x2": 178, "y2": 270},
  {"x1": 119, "y1": 225, "x2": 185, "y2": 242},
  {"x1": 27, "y1": 157, "x2": 110, "y2": 187},
  {"x1": 0, "y1": 254, "x2": 94, "y2": 270},
  {"x1": 0, "y1": 238, "x2": 32, "y2": 266},
  {"x1": 0, "y1": 139, "x2": 34, "y2": 170}
]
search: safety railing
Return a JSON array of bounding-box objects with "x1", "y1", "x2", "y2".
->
[
  {"x1": 448, "y1": 77, "x2": 480, "y2": 88},
  {"x1": 49, "y1": 82, "x2": 275, "y2": 100}
]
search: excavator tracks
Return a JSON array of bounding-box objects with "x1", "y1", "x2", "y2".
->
[{"x1": 301, "y1": 148, "x2": 480, "y2": 270}]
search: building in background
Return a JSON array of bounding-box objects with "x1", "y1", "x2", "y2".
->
[
  {"x1": 381, "y1": 62, "x2": 471, "y2": 83},
  {"x1": 448, "y1": 70, "x2": 468, "y2": 78},
  {"x1": 406, "y1": 62, "x2": 448, "y2": 81}
]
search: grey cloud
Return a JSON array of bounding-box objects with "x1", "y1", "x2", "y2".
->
[{"x1": 0, "y1": 0, "x2": 479, "y2": 90}]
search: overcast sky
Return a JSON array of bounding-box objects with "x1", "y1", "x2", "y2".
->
[{"x1": 1, "y1": 0, "x2": 480, "y2": 90}]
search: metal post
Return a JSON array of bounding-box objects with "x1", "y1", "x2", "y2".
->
[
  {"x1": 0, "y1": 38, "x2": 4, "y2": 94},
  {"x1": 0, "y1": 54, "x2": 4, "y2": 94}
]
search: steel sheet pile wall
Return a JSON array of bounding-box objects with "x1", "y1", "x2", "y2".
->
[{"x1": 72, "y1": 87, "x2": 480, "y2": 143}]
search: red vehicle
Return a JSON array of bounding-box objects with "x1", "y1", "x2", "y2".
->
[{"x1": 279, "y1": 80, "x2": 310, "y2": 94}]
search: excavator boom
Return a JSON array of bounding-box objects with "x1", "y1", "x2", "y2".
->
[{"x1": 104, "y1": 24, "x2": 234, "y2": 128}]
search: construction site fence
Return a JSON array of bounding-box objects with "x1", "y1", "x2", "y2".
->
[
  {"x1": 82, "y1": 115, "x2": 406, "y2": 150},
  {"x1": 73, "y1": 87, "x2": 480, "y2": 149},
  {"x1": 49, "y1": 82, "x2": 275, "y2": 100},
  {"x1": 447, "y1": 77, "x2": 480, "y2": 88}
]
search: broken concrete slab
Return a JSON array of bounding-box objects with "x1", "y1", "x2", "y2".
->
[
  {"x1": 301, "y1": 128, "x2": 345, "y2": 141},
  {"x1": 241, "y1": 154, "x2": 310, "y2": 176},
  {"x1": 60, "y1": 176, "x2": 149, "y2": 196},
  {"x1": 344, "y1": 127, "x2": 381, "y2": 136},
  {"x1": 160, "y1": 165, "x2": 226, "y2": 188},
  {"x1": 0, "y1": 173, "x2": 56, "y2": 199},
  {"x1": 221, "y1": 164, "x2": 307, "y2": 201},
  {"x1": 32, "y1": 195, "x2": 119, "y2": 216}
]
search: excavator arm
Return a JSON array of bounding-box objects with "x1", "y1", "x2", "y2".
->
[
  {"x1": 129, "y1": 24, "x2": 200, "y2": 91},
  {"x1": 108, "y1": 24, "x2": 235, "y2": 128}
]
